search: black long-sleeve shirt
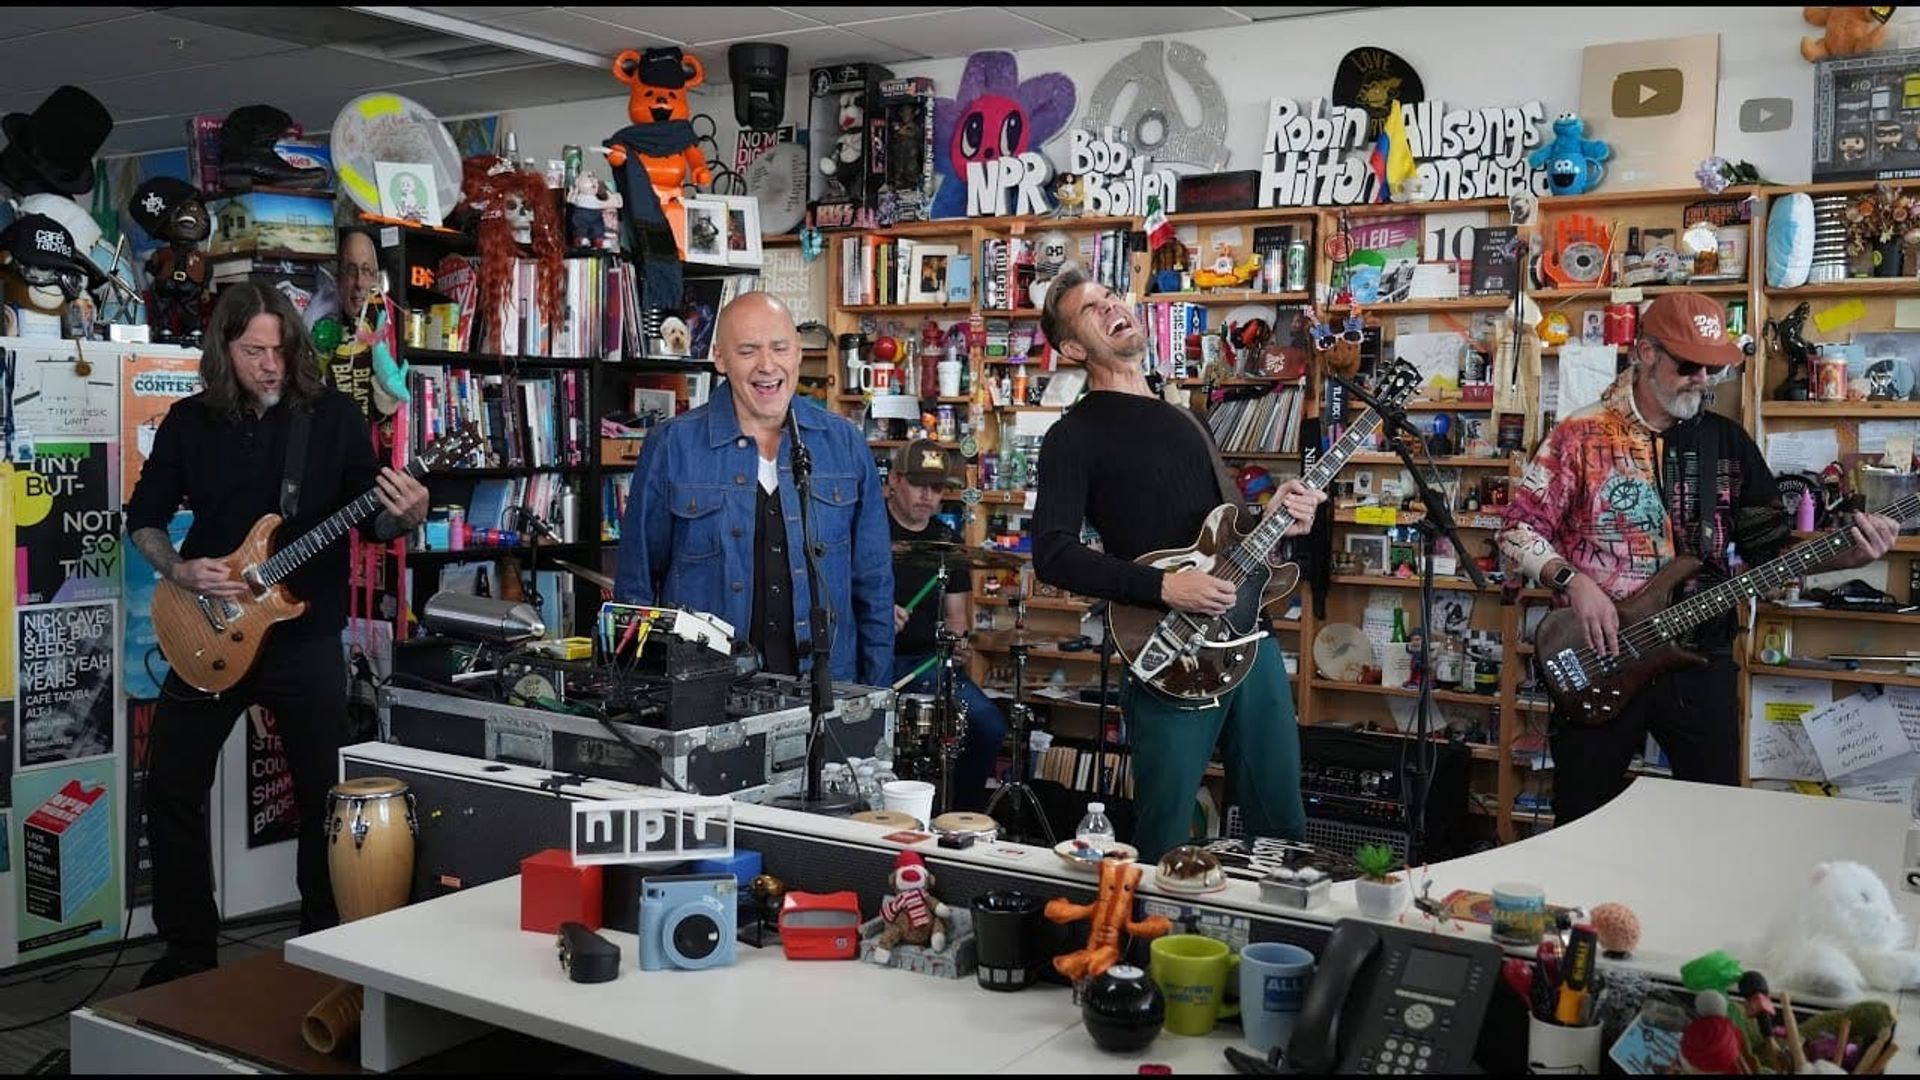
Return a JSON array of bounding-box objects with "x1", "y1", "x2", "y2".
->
[
  {"x1": 1032, "y1": 391, "x2": 1229, "y2": 607},
  {"x1": 125, "y1": 389, "x2": 381, "y2": 640}
]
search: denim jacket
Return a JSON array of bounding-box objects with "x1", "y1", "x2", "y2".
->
[{"x1": 614, "y1": 387, "x2": 895, "y2": 685}]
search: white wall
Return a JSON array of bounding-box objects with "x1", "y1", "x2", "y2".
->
[{"x1": 500, "y1": 6, "x2": 1836, "y2": 191}]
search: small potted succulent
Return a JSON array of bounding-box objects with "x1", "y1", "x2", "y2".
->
[{"x1": 1352, "y1": 843, "x2": 1410, "y2": 919}]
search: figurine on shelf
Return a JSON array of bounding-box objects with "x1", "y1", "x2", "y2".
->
[
  {"x1": 1766, "y1": 300, "x2": 1815, "y2": 401},
  {"x1": 458, "y1": 155, "x2": 564, "y2": 355},
  {"x1": 566, "y1": 170, "x2": 621, "y2": 251},
  {"x1": 0, "y1": 213, "x2": 105, "y2": 339},
  {"x1": 129, "y1": 177, "x2": 211, "y2": 347},
  {"x1": 867, "y1": 851, "x2": 951, "y2": 965},
  {"x1": 1052, "y1": 172, "x2": 1086, "y2": 218},
  {"x1": 1045, "y1": 858, "x2": 1173, "y2": 983},
  {"x1": 1192, "y1": 242, "x2": 1261, "y2": 289},
  {"x1": 604, "y1": 46, "x2": 712, "y2": 311}
]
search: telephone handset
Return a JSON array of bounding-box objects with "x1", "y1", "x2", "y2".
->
[{"x1": 1285, "y1": 919, "x2": 1503, "y2": 1075}]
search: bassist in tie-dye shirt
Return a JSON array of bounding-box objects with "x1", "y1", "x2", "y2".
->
[{"x1": 1498, "y1": 292, "x2": 1900, "y2": 823}]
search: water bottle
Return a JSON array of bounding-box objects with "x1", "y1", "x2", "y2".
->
[{"x1": 1076, "y1": 802, "x2": 1116, "y2": 847}]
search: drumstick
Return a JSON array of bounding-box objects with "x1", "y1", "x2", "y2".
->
[
  {"x1": 1781, "y1": 993, "x2": 1808, "y2": 1073},
  {"x1": 892, "y1": 654, "x2": 938, "y2": 691},
  {"x1": 900, "y1": 573, "x2": 942, "y2": 615}
]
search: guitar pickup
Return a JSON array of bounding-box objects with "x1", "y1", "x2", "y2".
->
[{"x1": 1547, "y1": 649, "x2": 1588, "y2": 691}]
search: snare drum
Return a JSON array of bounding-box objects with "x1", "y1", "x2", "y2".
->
[
  {"x1": 325, "y1": 777, "x2": 418, "y2": 923},
  {"x1": 931, "y1": 811, "x2": 1000, "y2": 845}
]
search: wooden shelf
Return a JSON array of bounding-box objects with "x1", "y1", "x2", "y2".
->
[
  {"x1": 1534, "y1": 184, "x2": 1758, "y2": 210},
  {"x1": 1757, "y1": 603, "x2": 1920, "y2": 623},
  {"x1": 1223, "y1": 450, "x2": 1299, "y2": 460},
  {"x1": 1754, "y1": 666, "x2": 1920, "y2": 688},
  {"x1": 405, "y1": 348, "x2": 593, "y2": 370},
  {"x1": 1531, "y1": 281, "x2": 1749, "y2": 299},
  {"x1": 840, "y1": 302, "x2": 971, "y2": 314},
  {"x1": 1170, "y1": 206, "x2": 1321, "y2": 226},
  {"x1": 1401, "y1": 399, "x2": 1493, "y2": 411},
  {"x1": 1760, "y1": 401, "x2": 1920, "y2": 418},
  {"x1": 1764, "y1": 279, "x2": 1920, "y2": 297},
  {"x1": 1306, "y1": 723, "x2": 1502, "y2": 762},
  {"x1": 1330, "y1": 297, "x2": 1511, "y2": 314},
  {"x1": 1143, "y1": 289, "x2": 1311, "y2": 305},
  {"x1": 1788, "y1": 532, "x2": 1920, "y2": 554},
  {"x1": 978, "y1": 308, "x2": 1041, "y2": 318},
  {"x1": 1345, "y1": 453, "x2": 1514, "y2": 468}
]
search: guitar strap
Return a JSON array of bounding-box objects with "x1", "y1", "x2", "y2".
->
[
  {"x1": 281, "y1": 405, "x2": 311, "y2": 519},
  {"x1": 1170, "y1": 401, "x2": 1241, "y2": 509}
]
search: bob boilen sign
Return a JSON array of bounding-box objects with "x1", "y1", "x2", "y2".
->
[{"x1": 1260, "y1": 98, "x2": 1553, "y2": 207}]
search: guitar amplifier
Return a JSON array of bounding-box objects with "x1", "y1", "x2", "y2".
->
[{"x1": 1297, "y1": 727, "x2": 1471, "y2": 863}]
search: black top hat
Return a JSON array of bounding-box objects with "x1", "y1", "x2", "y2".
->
[
  {"x1": 0, "y1": 85, "x2": 114, "y2": 196},
  {"x1": 639, "y1": 47, "x2": 690, "y2": 89},
  {"x1": 129, "y1": 177, "x2": 202, "y2": 239},
  {"x1": 0, "y1": 213, "x2": 106, "y2": 290}
]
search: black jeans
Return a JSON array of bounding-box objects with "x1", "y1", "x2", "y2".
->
[
  {"x1": 1548, "y1": 650, "x2": 1740, "y2": 826},
  {"x1": 145, "y1": 635, "x2": 346, "y2": 963}
]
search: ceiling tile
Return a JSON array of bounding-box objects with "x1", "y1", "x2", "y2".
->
[
  {"x1": 1019, "y1": 7, "x2": 1252, "y2": 38},
  {"x1": 0, "y1": 14, "x2": 309, "y2": 99},
  {"x1": 785, "y1": 7, "x2": 958, "y2": 23},
  {"x1": 0, "y1": 7, "x2": 145, "y2": 35},
  {"x1": 685, "y1": 27, "x2": 921, "y2": 82},
  {"x1": 564, "y1": 7, "x2": 827, "y2": 45},
  {"x1": 420, "y1": 6, "x2": 554, "y2": 18},
  {"x1": 845, "y1": 9, "x2": 1076, "y2": 54},
  {"x1": 490, "y1": 10, "x2": 679, "y2": 55},
  {"x1": 1224, "y1": 6, "x2": 1365, "y2": 19},
  {"x1": 87, "y1": 48, "x2": 434, "y2": 130},
  {"x1": 401, "y1": 64, "x2": 618, "y2": 118}
]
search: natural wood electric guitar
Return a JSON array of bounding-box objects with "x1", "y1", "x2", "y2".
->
[
  {"x1": 1535, "y1": 491, "x2": 1920, "y2": 726},
  {"x1": 152, "y1": 424, "x2": 482, "y2": 693},
  {"x1": 1107, "y1": 361, "x2": 1423, "y2": 702}
]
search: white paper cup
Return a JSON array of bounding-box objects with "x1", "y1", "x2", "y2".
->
[
  {"x1": 1527, "y1": 1015, "x2": 1602, "y2": 1074},
  {"x1": 882, "y1": 780, "x2": 935, "y2": 828}
]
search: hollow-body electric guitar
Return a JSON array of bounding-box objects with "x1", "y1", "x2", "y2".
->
[
  {"x1": 1535, "y1": 491, "x2": 1920, "y2": 726},
  {"x1": 152, "y1": 425, "x2": 482, "y2": 693},
  {"x1": 1107, "y1": 361, "x2": 1424, "y2": 702}
]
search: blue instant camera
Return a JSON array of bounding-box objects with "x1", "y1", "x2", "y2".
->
[{"x1": 637, "y1": 873, "x2": 738, "y2": 971}]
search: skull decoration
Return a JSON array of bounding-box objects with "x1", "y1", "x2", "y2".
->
[{"x1": 502, "y1": 190, "x2": 536, "y2": 246}]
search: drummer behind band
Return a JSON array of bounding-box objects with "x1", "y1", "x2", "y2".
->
[{"x1": 886, "y1": 440, "x2": 1008, "y2": 813}]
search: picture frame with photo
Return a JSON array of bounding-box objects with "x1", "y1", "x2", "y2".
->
[
  {"x1": 718, "y1": 193, "x2": 764, "y2": 266},
  {"x1": 1344, "y1": 533, "x2": 1390, "y2": 576},
  {"x1": 374, "y1": 161, "x2": 441, "y2": 226},
  {"x1": 909, "y1": 244, "x2": 960, "y2": 304},
  {"x1": 682, "y1": 196, "x2": 728, "y2": 265}
]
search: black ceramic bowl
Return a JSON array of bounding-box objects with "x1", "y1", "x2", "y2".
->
[{"x1": 1081, "y1": 964, "x2": 1164, "y2": 1052}]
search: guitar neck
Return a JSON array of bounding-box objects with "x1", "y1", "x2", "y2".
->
[
  {"x1": 1222, "y1": 406, "x2": 1389, "y2": 573},
  {"x1": 1630, "y1": 491, "x2": 1920, "y2": 641},
  {"x1": 258, "y1": 460, "x2": 426, "y2": 585}
]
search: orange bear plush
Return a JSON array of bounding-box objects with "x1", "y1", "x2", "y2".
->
[
  {"x1": 1801, "y1": 6, "x2": 1896, "y2": 62},
  {"x1": 604, "y1": 46, "x2": 713, "y2": 308}
]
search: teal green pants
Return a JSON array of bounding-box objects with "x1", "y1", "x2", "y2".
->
[{"x1": 1120, "y1": 637, "x2": 1305, "y2": 863}]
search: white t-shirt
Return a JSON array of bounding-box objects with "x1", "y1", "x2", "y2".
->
[{"x1": 758, "y1": 455, "x2": 778, "y2": 494}]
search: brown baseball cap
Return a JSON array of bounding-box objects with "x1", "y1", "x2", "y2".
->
[
  {"x1": 1639, "y1": 292, "x2": 1745, "y2": 368},
  {"x1": 895, "y1": 439, "x2": 957, "y2": 487}
]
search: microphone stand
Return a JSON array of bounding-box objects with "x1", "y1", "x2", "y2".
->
[
  {"x1": 771, "y1": 408, "x2": 856, "y2": 815},
  {"x1": 1330, "y1": 374, "x2": 1487, "y2": 867}
]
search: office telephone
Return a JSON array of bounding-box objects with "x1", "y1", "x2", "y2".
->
[{"x1": 1285, "y1": 919, "x2": 1503, "y2": 1074}]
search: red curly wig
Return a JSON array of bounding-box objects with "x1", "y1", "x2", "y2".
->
[{"x1": 460, "y1": 155, "x2": 564, "y2": 354}]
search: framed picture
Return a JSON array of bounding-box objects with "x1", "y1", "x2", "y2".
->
[
  {"x1": 717, "y1": 194, "x2": 763, "y2": 266},
  {"x1": 1344, "y1": 534, "x2": 1389, "y2": 576},
  {"x1": 374, "y1": 161, "x2": 441, "y2": 226},
  {"x1": 682, "y1": 196, "x2": 728, "y2": 265},
  {"x1": 909, "y1": 244, "x2": 960, "y2": 304}
]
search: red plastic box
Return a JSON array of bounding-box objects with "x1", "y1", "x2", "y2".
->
[{"x1": 520, "y1": 848, "x2": 603, "y2": 933}]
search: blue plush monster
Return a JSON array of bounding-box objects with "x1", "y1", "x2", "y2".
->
[{"x1": 1527, "y1": 113, "x2": 1612, "y2": 196}]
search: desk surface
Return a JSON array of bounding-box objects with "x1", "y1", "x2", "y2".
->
[{"x1": 285, "y1": 749, "x2": 1920, "y2": 1074}]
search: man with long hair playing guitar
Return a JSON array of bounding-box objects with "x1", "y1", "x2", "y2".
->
[
  {"x1": 1499, "y1": 291, "x2": 1898, "y2": 825},
  {"x1": 1031, "y1": 264, "x2": 1326, "y2": 864},
  {"x1": 125, "y1": 283, "x2": 429, "y2": 985}
]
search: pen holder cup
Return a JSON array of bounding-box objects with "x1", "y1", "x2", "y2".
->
[{"x1": 1527, "y1": 1015, "x2": 1602, "y2": 1075}]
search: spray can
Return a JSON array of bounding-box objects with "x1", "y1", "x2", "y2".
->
[{"x1": 1286, "y1": 239, "x2": 1310, "y2": 292}]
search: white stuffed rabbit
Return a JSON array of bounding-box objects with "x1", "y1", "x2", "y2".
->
[{"x1": 1755, "y1": 861, "x2": 1920, "y2": 999}]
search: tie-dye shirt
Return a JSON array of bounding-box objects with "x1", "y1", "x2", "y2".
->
[{"x1": 1499, "y1": 368, "x2": 1788, "y2": 603}]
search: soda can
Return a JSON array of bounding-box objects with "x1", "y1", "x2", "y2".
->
[
  {"x1": 563, "y1": 145, "x2": 583, "y2": 190},
  {"x1": 1603, "y1": 303, "x2": 1637, "y2": 346},
  {"x1": 405, "y1": 309, "x2": 429, "y2": 349},
  {"x1": 1286, "y1": 240, "x2": 1310, "y2": 292}
]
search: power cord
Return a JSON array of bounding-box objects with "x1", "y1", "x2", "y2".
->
[{"x1": 0, "y1": 907, "x2": 132, "y2": 1034}]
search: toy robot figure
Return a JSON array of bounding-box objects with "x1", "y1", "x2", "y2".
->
[{"x1": 129, "y1": 176, "x2": 211, "y2": 346}]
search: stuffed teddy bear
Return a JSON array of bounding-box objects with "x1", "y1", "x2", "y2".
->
[
  {"x1": 1753, "y1": 861, "x2": 1920, "y2": 999},
  {"x1": 868, "y1": 851, "x2": 951, "y2": 964},
  {"x1": 1802, "y1": 7, "x2": 1895, "y2": 63}
]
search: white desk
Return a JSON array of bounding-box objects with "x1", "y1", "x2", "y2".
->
[{"x1": 269, "y1": 762, "x2": 1920, "y2": 1074}]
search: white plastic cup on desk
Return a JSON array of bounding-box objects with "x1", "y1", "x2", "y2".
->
[
  {"x1": 1527, "y1": 1015, "x2": 1602, "y2": 1074},
  {"x1": 881, "y1": 780, "x2": 936, "y2": 829}
]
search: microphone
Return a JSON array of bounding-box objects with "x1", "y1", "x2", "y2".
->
[
  {"x1": 786, "y1": 406, "x2": 812, "y2": 478},
  {"x1": 517, "y1": 505, "x2": 558, "y2": 541}
]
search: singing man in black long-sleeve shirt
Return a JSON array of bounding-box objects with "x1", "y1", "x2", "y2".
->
[
  {"x1": 123, "y1": 283, "x2": 429, "y2": 986},
  {"x1": 1032, "y1": 264, "x2": 1325, "y2": 863}
]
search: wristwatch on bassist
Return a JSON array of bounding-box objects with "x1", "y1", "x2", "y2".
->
[{"x1": 1546, "y1": 562, "x2": 1578, "y2": 594}]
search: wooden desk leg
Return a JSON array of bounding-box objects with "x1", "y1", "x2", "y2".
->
[{"x1": 358, "y1": 987, "x2": 494, "y2": 1072}]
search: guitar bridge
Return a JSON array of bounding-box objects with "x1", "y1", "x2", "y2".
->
[
  {"x1": 1545, "y1": 649, "x2": 1589, "y2": 692},
  {"x1": 1133, "y1": 635, "x2": 1178, "y2": 682},
  {"x1": 195, "y1": 594, "x2": 241, "y2": 633}
]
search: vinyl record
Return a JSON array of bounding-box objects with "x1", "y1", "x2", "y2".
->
[
  {"x1": 1331, "y1": 46, "x2": 1425, "y2": 141},
  {"x1": 747, "y1": 141, "x2": 808, "y2": 236},
  {"x1": 329, "y1": 91, "x2": 462, "y2": 218}
]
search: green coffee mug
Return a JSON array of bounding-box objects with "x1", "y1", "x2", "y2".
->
[{"x1": 1148, "y1": 933, "x2": 1241, "y2": 1036}]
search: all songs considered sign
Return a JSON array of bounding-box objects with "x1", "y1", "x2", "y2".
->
[{"x1": 16, "y1": 601, "x2": 116, "y2": 767}]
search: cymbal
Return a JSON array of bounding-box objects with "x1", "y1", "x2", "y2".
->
[
  {"x1": 548, "y1": 558, "x2": 615, "y2": 591},
  {"x1": 892, "y1": 540, "x2": 1029, "y2": 570},
  {"x1": 975, "y1": 629, "x2": 1070, "y2": 650}
]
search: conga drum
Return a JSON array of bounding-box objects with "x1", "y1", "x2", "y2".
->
[
  {"x1": 304, "y1": 777, "x2": 419, "y2": 1055},
  {"x1": 931, "y1": 811, "x2": 999, "y2": 846}
]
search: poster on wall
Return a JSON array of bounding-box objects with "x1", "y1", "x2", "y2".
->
[
  {"x1": 126, "y1": 699, "x2": 153, "y2": 908},
  {"x1": 758, "y1": 246, "x2": 826, "y2": 329},
  {"x1": 245, "y1": 707, "x2": 299, "y2": 849},
  {"x1": 15, "y1": 758, "x2": 120, "y2": 962},
  {"x1": 12, "y1": 441, "x2": 120, "y2": 605},
  {"x1": 123, "y1": 509, "x2": 191, "y2": 699},
  {"x1": 0, "y1": 462, "x2": 11, "y2": 700},
  {"x1": 16, "y1": 601, "x2": 116, "y2": 768},
  {"x1": 0, "y1": 701, "x2": 11, "y2": 808},
  {"x1": 7, "y1": 346, "x2": 118, "y2": 443},
  {"x1": 119, "y1": 352, "x2": 201, "y2": 503},
  {"x1": 1578, "y1": 34, "x2": 1720, "y2": 191}
]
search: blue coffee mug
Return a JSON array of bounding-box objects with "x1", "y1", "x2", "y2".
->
[{"x1": 1239, "y1": 942, "x2": 1315, "y2": 1054}]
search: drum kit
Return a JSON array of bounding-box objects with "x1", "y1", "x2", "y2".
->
[{"x1": 889, "y1": 539, "x2": 1058, "y2": 846}]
